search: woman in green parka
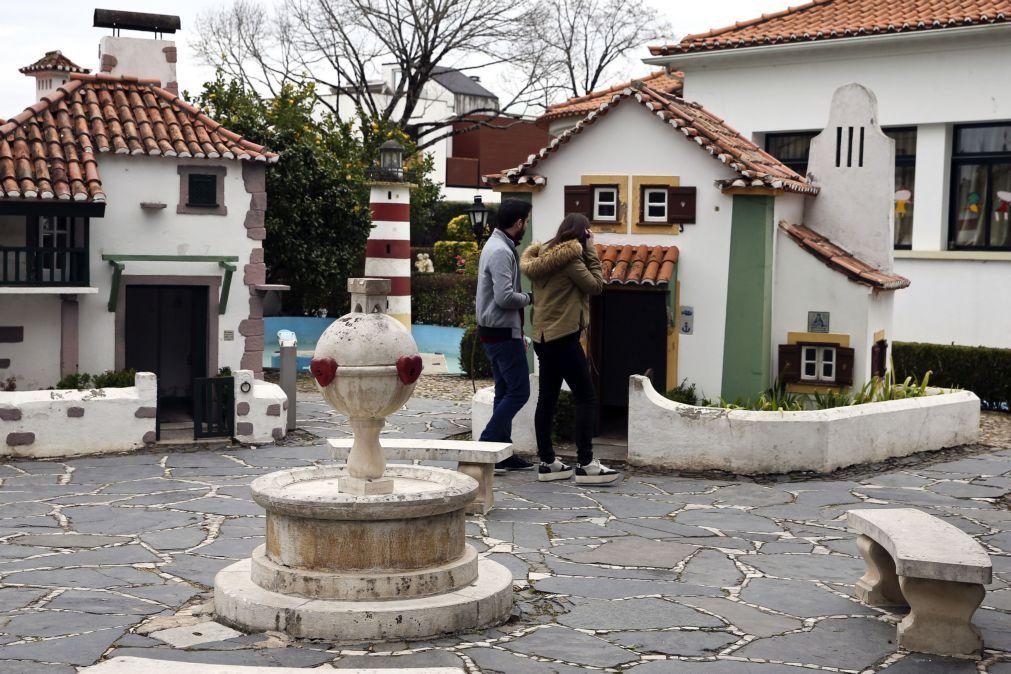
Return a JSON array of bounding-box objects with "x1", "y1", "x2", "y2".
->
[{"x1": 520, "y1": 213, "x2": 621, "y2": 485}]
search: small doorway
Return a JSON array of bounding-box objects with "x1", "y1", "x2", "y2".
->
[
  {"x1": 589, "y1": 288, "x2": 668, "y2": 438},
  {"x1": 125, "y1": 285, "x2": 209, "y2": 425}
]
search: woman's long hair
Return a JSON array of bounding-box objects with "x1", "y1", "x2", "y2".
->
[{"x1": 547, "y1": 213, "x2": 591, "y2": 248}]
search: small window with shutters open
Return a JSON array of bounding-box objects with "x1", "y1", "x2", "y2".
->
[
  {"x1": 779, "y1": 343, "x2": 854, "y2": 386},
  {"x1": 642, "y1": 187, "x2": 668, "y2": 223},
  {"x1": 593, "y1": 186, "x2": 618, "y2": 222},
  {"x1": 565, "y1": 184, "x2": 621, "y2": 225}
]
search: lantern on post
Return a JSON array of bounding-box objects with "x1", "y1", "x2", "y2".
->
[
  {"x1": 378, "y1": 140, "x2": 404, "y2": 181},
  {"x1": 467, "y1": 195, "x2": 491, "y2": 246}
]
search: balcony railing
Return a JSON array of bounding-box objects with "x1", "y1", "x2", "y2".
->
[{"x1": 0, "y1": 247, "x2": 90, "y2": 286}]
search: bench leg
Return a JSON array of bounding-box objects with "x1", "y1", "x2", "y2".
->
[
  {"x1": 897, "y1": 576, "x2": 984, "y2": 658},
  {"x1": 854, "y1": 534, "x2": 906, "y2": 606},
  {"x1": 459, "y1": 463, "x2": 493, "y2": 515}
]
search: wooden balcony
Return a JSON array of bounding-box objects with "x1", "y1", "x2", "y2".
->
[{"x1": 0, "y1": 247, "x2": 90, "y2": 286}]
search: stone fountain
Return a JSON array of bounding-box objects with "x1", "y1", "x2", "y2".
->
[{"x1": 214, "y1": 278, "x2": 513, "y2": 641}]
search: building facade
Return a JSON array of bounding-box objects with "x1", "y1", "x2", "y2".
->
[{"x1": 645, "y1": 0, "x2": 1011, "y2": 348}]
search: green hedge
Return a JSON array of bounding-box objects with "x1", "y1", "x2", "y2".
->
[
  {"x1": 57, "y1": 369, "x2": 136, "y2": 390},
  {"x1": 433, "y1": 241, "x2": 479, "y2": 275},
  {"x1": 893, "y1": 341, "x2": 1011, "y2": 410},
  {"x1": 413, "y1": 274, "x2": 477, "y2": 327},
  {"x1": 460, "y1": 324, "x2": 493, "y2": 377}
]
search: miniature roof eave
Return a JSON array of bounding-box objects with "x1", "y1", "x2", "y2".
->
[
  {"x1": 500, "y1": 85, "x2": 815, "y2": 195},
  {"x1": 779, "y1": 221, "x2": 910, "y2": 291},
  {"x1": 19, "y1": 50, "x2": 91, "y2": 75}
]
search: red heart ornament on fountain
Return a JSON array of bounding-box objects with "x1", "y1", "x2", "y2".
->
[
  {"x1": 309, "y1": 357, "x2": 338, "y2": 388},
  {"x1": 396, "y1": 354, "x2": 423, "y2": 385}
]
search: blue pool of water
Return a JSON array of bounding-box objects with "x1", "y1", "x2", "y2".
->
[{"x1": 263, "y1": 317, "x2": 464, "y2": 374}]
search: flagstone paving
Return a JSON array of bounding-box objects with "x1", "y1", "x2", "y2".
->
[{"x1": 1, "y1": 419, "x2": 1011, "y2": 671}]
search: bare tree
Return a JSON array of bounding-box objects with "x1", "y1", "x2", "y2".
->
[
  {"x1": 526, "y1": 0, "x2": 672, "y2": 99},
  {"x1": 194, "y1": 0, "x2": 547, "y2": 149}
]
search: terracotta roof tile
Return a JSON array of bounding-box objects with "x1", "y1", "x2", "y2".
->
[
  {"x1": 487, "y1": 84, "x2": 817, "y2": 195},
  {"x1": 596, "y1": 243, "x2": 679, "y2": 285},
  {"x1": 0, "y1": 73, "x2": 277, "y2": 204},
  {"x1": 19, "y1": 50, "x2": 90, "y2": 75},
  {"x1": 540, "y1": 71, "x2": 682, "y2": 123},
  {"x1": 779, "y1": 222, "x2": 910, "y2": 290},
  {"x1": 650, "y1": 0, "x2": 1011, "y2": 55}
]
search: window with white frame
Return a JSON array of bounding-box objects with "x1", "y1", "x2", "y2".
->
[
  {"x1": 643, "y1": 188, "x2": 668, "y2": 223},
  {"x1": 593, "y1": 186, "x2": 618, "y2": 222},
  {"x1": 801, "y1": 345, "x2": 836, "y2": 383}
]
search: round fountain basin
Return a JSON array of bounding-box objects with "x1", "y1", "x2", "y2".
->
[{"x1": 252, "y1": 465, "x2": 477, "y2": 572}]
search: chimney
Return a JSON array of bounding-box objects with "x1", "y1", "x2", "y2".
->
[
  {"x1": 94, "y1": 9, "x2": 181, "y2": 94},
  {"x1": 19, "y1": 50, "x2": 90, "y2": 101}
]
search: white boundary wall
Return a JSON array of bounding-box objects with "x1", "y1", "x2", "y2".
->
[
  {"x1": 0, "y1": 372, "x2": 157, "y2": 458},
  {"x1": 627, "y1": 375, "x2": 979, "y2": 475},
  {"x1": 233, "y1": 369, "x2": 288, "y2": 445}
]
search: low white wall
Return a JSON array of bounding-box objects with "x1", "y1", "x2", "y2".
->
[
  {"x1": 627, "y1": 375, "x2": 980, "y2": 475},
  {"x1": 0, "y1": 372, "x2": 157, "y2": 458},
  {"x1": 471, "y1": 375, "x2": 538, "y2": 453},
  {"x1": 233, "y1": 369, "x2": 287, "y2": 445}
]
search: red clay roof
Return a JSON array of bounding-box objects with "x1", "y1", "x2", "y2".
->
[
  {"x1": 596, "y1": 243, "x2": 679, "y2": 286},
  {"x1": 780, "y1": 222, "x2": 910, "y2": 290},
  {"x1": 0, "y1": 73, "x2": 277, "y2": 204},
  {"x1": 540, "y1": 71, "x2": 682, "y2": 123},
  {"x1": 19, "y1": 50, "x2": 90, "y2": 75},
  {"x1": 651, "y1": 0, "x2": 1011, "y2": 55},
  {"x1": 486, "y1": 84, "x2": 816, "y2": 195}
]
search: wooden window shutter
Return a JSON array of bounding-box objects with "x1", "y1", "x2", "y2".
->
[
  {"x1": 870, "y1": 339, "x2": 887, "y2": 378},
  {"x1": 778, "y1": 344, "x2": 801, "y2": 383},
  {"x1": 836, "y1": 347, "x2": 855, "y2": 386},
  {"x1": 564, "y1": 185, "x2": 592, "y2": 217},
  {"x1": 667, "y1": 186, "x2": 697, "y2": 224}
]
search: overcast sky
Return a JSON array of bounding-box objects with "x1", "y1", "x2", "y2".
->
[{"x1": 0, "y1": 0, "x2": 795, "y2": 117}]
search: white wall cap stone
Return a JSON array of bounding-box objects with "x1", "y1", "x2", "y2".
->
[
  {"x1": 847, "y1": 508, "x2": 992, "y2": 584},
  {"x1": 327, "y1": 438, "x2": 512, "y2": 463}
]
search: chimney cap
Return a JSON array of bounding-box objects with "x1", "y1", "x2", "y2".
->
[{"x1": 94, "y1": 9, "x2": 181, "y2": 34}]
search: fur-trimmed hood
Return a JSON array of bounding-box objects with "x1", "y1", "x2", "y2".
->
[{"x1": 520, "y1": 240, "x2": 584, "y2": 280}]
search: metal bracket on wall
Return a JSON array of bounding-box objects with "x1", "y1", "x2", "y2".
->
[{"x1": 101, "y1": 254, "x2": 240, "y2": 313}]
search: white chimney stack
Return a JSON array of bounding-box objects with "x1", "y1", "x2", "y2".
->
[{"x1": 93, "y1": 9, "x2": 180, "y2": 93}]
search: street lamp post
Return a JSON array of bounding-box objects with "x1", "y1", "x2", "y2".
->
[{"x1": 466, "y1": 195, "x2": 491, "y2": 246}]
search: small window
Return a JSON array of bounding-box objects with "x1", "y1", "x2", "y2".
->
[
  {"x1": 188, "y1": 174, "x2": 219, "y2": 207},
  {"x1": 643, "y1": 188, "x2": 668, "y2": 223},
  {"x1": 950, "y1": 123, "x2": 1011, "y2": 250},
  {"x1": 593, "y1": 186, "x2": 618, "y2": 222},
  {"x1": 801, "y1": 345, "x2": 837, "y2": 383}
]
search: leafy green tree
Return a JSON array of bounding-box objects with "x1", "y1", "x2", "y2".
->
[{"x1": 190, "y1": 74, "x2": 374, "y2": 315}]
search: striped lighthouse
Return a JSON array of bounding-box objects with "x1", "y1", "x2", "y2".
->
[{"x1": 364, "y1": 141, "x2": 412, "y2": 329}]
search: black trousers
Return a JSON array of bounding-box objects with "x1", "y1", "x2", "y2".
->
[{"x1": 533, "y1": 332, "x2": 597, "y2": 465}]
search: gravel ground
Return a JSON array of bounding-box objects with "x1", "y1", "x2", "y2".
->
[{"x1": 981, "y1": 411, "x2": 1011, "y2": 448}]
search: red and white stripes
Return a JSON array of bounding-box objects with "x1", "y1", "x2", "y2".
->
[{"x1": 365, "y1": 185, "x2": 412, "y2": 328}]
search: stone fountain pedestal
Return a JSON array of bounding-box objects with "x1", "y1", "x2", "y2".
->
[{"x1": 214, "y1": 278, "x2": 513, "y2": 641}]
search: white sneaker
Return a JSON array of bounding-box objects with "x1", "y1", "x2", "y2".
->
[
  {"x1": 574, "y1": 459, "x2": 621, "y2": 485},
  {"x1": 537, "y1": 460, "x2": 574, "y2": 482}
]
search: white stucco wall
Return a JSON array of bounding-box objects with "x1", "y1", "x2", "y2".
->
[
  {"x1": 99, "y1": 36, "x2": 177, "y2": 87},
  {"x1": 233, "y1": 369, "x2": 288, "y2": 444},
  {"x1": 627, "y1": 375, "x2": 980, "y2": 475},
  {"x1": 656, "y1": 26, "x2": 1011, "y2": 349},
  {"x1": 0, "y1": 295, "x2": 62, "y2": 390},
  {"x1": 773, "y1": 234, "x2": 890, "y2": 387},
  {"x1": 0, "y1": 372, "x2": 157, "y2": 458},
  {"x1": 529, "y1": 101, "x2": 741, "y2": 397},
  {"x1": 76, "y1": 155, "x2": 259, "y2": 379}
]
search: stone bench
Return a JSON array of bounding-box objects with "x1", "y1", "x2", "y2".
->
[
  {"x1": 327, "y1": 438, "x2": 512, "y2": 514},
  {"x1": 847, "y1": 507, "x2": 992, "y2": 658}
]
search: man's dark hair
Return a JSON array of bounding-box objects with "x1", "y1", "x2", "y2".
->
[{"x1": 495, "y1": 198, "x2": 532, "y2": 230}]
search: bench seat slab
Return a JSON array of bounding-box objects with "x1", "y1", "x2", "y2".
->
[{"x1": 898, "y1": 576, "x2": 985, "y2": 658}]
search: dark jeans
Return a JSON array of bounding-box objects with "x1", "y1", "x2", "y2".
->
[
  {"x1": 533, "y1": 332, "x2": 597, "y2": 465},
  {"x1": 479, "y1": 339, "x2": 530, "y2": 444}
]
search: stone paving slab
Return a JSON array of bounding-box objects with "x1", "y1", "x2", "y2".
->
[{"x1": 0, "y1": 413, "x2": 1010, "y2": 671}]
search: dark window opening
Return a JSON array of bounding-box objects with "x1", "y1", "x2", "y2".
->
[
  {"x1": 188, "y1": 174, "x2": 219, "y2": 208},
  {"x1": 766, "y1": 131, "x2": 818, "y2": 175},
  {"x1": 949, "y1": 122, "x2": 1011, "y2": 251}
]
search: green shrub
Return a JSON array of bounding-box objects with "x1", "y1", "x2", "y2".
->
[
  {"x1": 460, "y1": 324, "x2": 493, "y2": 378},
  {"x1": 433, "y1": 241, "x2": 479, "y2": 275},
  {"x1": 444, "y1": 214, "x2": 476, "y2": 242},
  {"x1": 413, "y1": 274, "x2": 477, "y2": 327},
  {"x1": 57, "y1": 369, "x2": 136, "y2": 390},
  {"x1": 893, "y1": 341, "x2": 1009, "y2": 409},
  {"x1": 665, "y1": 379, "x2": 698, "y2": 405}
]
